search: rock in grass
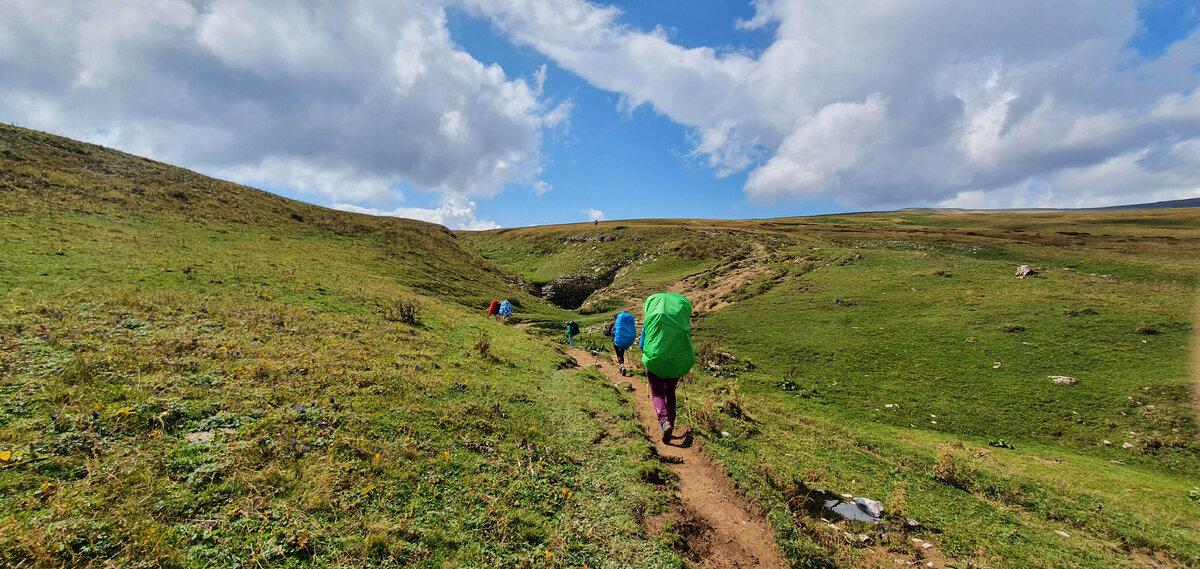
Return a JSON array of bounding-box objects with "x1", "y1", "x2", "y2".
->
[
  {"x1": 823, "y1": 496, "x2": 885, "y2": 524},
  {"x1": 1055, "y1": 530, "x2": 1071, "y2": 538},
  {"x1": 185, "y1": 428, "x2": 235, "y2": 444},
  {"x1": 1050, "y1": 375, "x2": 1078, "y2": 385},
  {"x1": 854, "y1": 497, "x2": 884, "y2": 518},
  {"x1": 1016, "y1": 264, "x2": 1037, "y2": 278}
]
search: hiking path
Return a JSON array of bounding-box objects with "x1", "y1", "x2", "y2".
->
[{"x1": 568, "y1": 347, "x2": 787, "y2": 568}]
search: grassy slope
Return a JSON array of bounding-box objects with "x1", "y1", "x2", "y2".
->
[
  {"x1": 466, "y1": 211, "x2": 1200, "y2": 567},
  {"x1": 0, "y1": 125, "x2": 680, "y2": 567}
]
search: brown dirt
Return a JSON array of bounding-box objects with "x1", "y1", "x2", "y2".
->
[{"x1": 570, "y1": 348, "x2": 788, "y2": 568}]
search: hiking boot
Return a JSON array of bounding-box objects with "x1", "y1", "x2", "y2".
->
[
  {"x1": 661, "y1": 421, "x2": 673, "y2": 443},
  {"x1": 618, "y1": 365, "x2": 626, "y2": 376}
]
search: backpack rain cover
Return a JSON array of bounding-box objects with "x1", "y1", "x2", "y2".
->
[
  {"x1": 613, "y1": 311, "x2": 636, "y2": 349},
  {"x1": 640, "y1": 293, "x2": 694, "y2": 378}
]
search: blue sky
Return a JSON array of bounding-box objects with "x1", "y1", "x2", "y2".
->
[
  {"x1": 443, "y1": 3, "x2": 823, "y2": 227},
  {"x1": 2, "y1": 0, "x2": 1198, "y2": 229},
  {"x1": 439, "y1": 1, "x2": 1199, "y2": 227}
]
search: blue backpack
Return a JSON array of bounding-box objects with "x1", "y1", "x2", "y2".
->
[
  {"x1": 613, "y1": 311, "x2": 636, "y2": 349},
  {"x1": 498, "y1": 300, "x2": 513, "y2": 317}
]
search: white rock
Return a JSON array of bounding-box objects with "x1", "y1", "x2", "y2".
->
[
  {"x1": 854, "y1": 497, "x2": 884, "y2": 518},
  {"x1": 1055, "y1": 530, "x2": 1071, "y2": 538},
  {"x1": 1122, "y1": 442, "x2": 1134, "y2": 449},
  {"x1": 1102, "y1": 440, "x2": 1112, "y2": 446},
  {"x1": 921, "y1": 542, "x2": 933, "y2": 550},
  {"x1": 1050, "y1": 375, "x2": 1078, "y2": 385}
]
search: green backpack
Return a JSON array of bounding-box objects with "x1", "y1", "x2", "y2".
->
[{"x1": 640, "y1": 293, "x2": 694, "y2": 379}]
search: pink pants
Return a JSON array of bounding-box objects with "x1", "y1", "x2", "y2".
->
[{"x1": 646, "y1": 371, "x2": 678, "y2": 425}]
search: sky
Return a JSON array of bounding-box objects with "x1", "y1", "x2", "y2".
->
[{"x1": 1, "y1": 1, "x2": 1198, "y2": 229}]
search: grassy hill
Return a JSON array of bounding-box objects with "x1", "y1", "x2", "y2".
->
[
  {"x1": 465, "y1": 211, "x2": 1200, "y2": 567},
  {"x1": 0, "y1": 125, "x2": 677, "y2": 567},
  {"x1": 3, "y1": 123, "x2": 1199, "y2": 568}
]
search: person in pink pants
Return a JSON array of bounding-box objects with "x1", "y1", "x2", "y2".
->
[{"x1": 646, "y1": 370, "x2": 678, "y2": 440}]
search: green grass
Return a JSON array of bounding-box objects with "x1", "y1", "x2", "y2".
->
[
  {"x1": 684, "y1": 237, "x2": 1200, "y2": 567},
  {"x1": 0, "y1": 125, "x2": 680, "y2": 567},
  {"x1": 4, "y1": 123, "x2": 1200, "y2": 568},
  {"x1": 463, "y1": 206, "x2": 1200, "y2": 568}
]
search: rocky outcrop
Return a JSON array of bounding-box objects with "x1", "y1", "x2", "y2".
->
[{"x1": 537, "y1": 272, "x2": 617, "y2": 309}]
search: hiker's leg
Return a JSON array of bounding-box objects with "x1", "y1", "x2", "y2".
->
[
  {"x1": 614, "y1": 347, "x2": 625, "y2": 365},
  {"x1": 665, "y1": 377, "x2": 679, "y2": 425},
  {"x1": 646, "y1": 371, "x2": 671, "y2": 425}
]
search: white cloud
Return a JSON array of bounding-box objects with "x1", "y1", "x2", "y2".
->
[
  {"x1": 0, "y1": 0, "x2": 569, "y2": 209},
  {"x1": 532, "y1": 180, "x2": 552, "y2": 196},
  {"x1": 467, "y1": 0, "x2": 1200, "y2": 208},
  {"x1": 581, "y1": 207, "x2": 605, "y2": 221},
  {"x1": 332, "y1": 196, "x2": 500, "y2": 230}
]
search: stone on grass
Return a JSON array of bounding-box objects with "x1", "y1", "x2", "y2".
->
[
  {"x1": 855, "y1": 497, "x2": 884, "y2": 518},
  {"x1": 1051, "y1": 375, "x2": 1078, "y2": 385},
  {"x1": 1055, "y1": 530, "x2": 1071, "y2": 538},
  {"x1": 824, "y1": 496, "x2": 885, "y2": 524},
  {"x1": 1016, "y1": 264, "x2": 1037, "y2": 278},
  {"x1": 185, "y1": 428, "x2": 235, "y2": 444}
]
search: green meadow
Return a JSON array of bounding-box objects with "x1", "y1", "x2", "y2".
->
[{"x1": 3, "y1": 123, "x2": 1199, "y2": 568}]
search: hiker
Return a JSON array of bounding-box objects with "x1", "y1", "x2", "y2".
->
[
  {"x1": 565, "y1": 320, "x2": 580, "y2": 346},
  {"x1": 487, "y1": 299, "x2": 499, "y2": 318},
  {"x1": 640, "y1": 292, "x2": 694, "y2": 443},
  {"x1": 604, "y1": 311, "x2": 637, "y2": 375},
  {"x1": 498, "y1": 299, "x2": 513, "y2": 319}
]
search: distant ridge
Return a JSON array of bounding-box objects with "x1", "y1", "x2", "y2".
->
[{"x1": 1090, "y1": 196, "x2": 1200, "y2": 210}]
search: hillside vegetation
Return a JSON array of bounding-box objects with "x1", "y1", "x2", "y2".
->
[
  {"x1": 465, "y1": 209, "x2": 1200, "y2": 567},
  {"x1": 3, "y1": 123, "x2": 1199, "y2": 568},
  {"x1": 0, "y1": 125, "x2": 676, "y2": 567}
]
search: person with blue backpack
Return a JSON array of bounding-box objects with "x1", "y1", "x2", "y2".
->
[
  {"x1": 639, "y1": 293, "x2": 695, "y2": 443},
  {"x1": 603, "y1": 311, "x2": 637, "y2": 376},
  {"x1": 497, "y1": 299, "x2": 513, "y2": 319}
]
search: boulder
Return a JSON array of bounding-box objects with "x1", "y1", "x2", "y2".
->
[
  {"x1": 1016, "y1": 264, "x2": 1037, "y2": 278},
  {"x1": 1050, "y1": 375, "x2": 1078, "y2": 385}
]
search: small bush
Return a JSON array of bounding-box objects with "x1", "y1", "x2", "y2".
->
[
  {"x1": 1135, "y1": 324, "x2": 1159, "y2": 335},
  {"x1": 383, "y1": 299, "x2": 420, "y2": 325},
  {"x1": 473, "y1": 333, "x2": 491, "y2": 358},
  {"x1": 932, "y1": 450, "x2": 973, "y2": 489},
  {"x1": 1000, "y1": 323, "x2": 1024, "y2": 333},
  {"x1": 690, "y1": 406, "x2": 723, "y2": 434}
]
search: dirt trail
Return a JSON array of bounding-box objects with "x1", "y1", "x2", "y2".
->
[{"x1": 569, "y1": 348, "x2": 787, "y2": 568}]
